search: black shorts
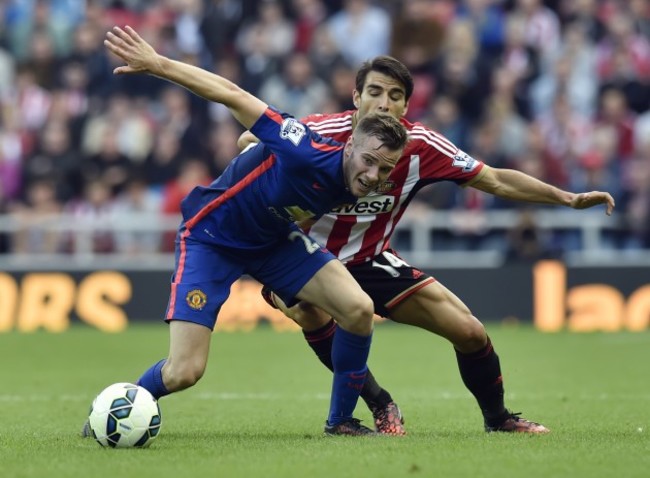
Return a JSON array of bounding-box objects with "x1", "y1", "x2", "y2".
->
[{"x1": 347, "y1": 249, "x2": 436, "y2": 318}]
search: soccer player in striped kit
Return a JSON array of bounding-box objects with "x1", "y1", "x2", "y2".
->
[
  {"x1": 95, "y1": 27, "x2": 409, "y2": 436},
  {"x1": 250, "y1": 56, "x2": 615, "y2": 435}
]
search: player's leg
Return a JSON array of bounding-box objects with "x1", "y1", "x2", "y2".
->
[
  {"x1": 265, "y1": 294, "x2": 404, "y2": 435},
  {"x1": 387, "y1": 279, "x2": 548, "y2": 433},
  {"x1": 138, "y1": 230, "x2": 241, "y2": 399},
  {"x1": 354, "y1": 249, "x2": 548, "y2": 433},
  {"x1": 266, "y1": 292, "x2": 395, "y2": 405},
  {"x1": 294, "y1": 259, "x2": 376, "y2": 435},
  {"x1": 253, "y1": 230, "x2": 376, "y2": 435},
  {"x1": 137, "y1": 320, "x2": 212, "y2": 398}
]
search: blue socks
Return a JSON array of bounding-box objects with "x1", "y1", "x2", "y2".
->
[
  {"x1": 327, "y1": 326, "x2": 372, "y2": 425},
  {"x1": 136, "y1": 359, "x2": 170, "y2": 400},
  {"x1": 135, "y1": 329, "x2": 371, "y2": 424}
]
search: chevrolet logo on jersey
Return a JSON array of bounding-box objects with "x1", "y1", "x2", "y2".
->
[{"x1": 330, "y1": 195, "x2": 395, "y2": 215}]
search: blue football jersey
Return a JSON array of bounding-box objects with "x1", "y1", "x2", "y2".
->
[{"x1": 180, "y1": 107, "x2": 356, "y2": 250}]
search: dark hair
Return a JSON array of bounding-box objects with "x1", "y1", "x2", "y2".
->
[
  {"x1": 356, "y1": 113, "x2": 409, "y2": 151},
  {"x1": 355, "y1": 56, "x2": 414, "y2": 102}
]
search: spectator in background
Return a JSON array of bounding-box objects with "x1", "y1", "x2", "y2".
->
[
  {"x1": 236, "y1": 0, "x2": 296, "y2": 63},
  {"x1": 530, "y1": 51, "x2": 597, "y2": 119},
  {"x1": 160, "y1": 159, "x2": 212, "y2": 218},
  {"x1": 171, "y1": 0, "x2": 206, "y2": 58},
  {"x1": 596, "y1": 8, "x2": 650, "y2": 88},
  {"x1": 422, "y1": 94, "x2": 470, "y2": 152},
  {"x1": 160, "y1": 159, "x2": 212, "y2": 251},
  {"x1": 391, "y1": 0, "x2": 444, "y2": 70},
  {"x1": 433, "y1": 19, "x2": 492, "y2": 124},
  {"x1": 258, "y1": 52, "x2": 330, "y2": 119},
  {"x1": 505, "y1": 208, "x2": 551, "y2": 263},
  {"x1": 0, "y1": 41, "x2": 16, "y2": 98},
  {"x1": 307, "y1": 23, "x2": 349, "y2": 81},
  {"x1": 469, "y1": 119, "x2": 508, "y2": 170},
  {"x1": 82, "y1": 127, "x2": 134, "y2": 196},
  {"x1": 629, "y1": 0, "x2": 650, "y2": 39},
  {"x1": 390, "y1": 0, "x2": 443, "y2": 120},
  {"x1": 155, "y1": 86, "x2": 206, "y2": 158},
  {"x1": 65, "y1": 21, "x2": 116, "y2": 99},
  {"x1": 0, "y1": 182, "x2": 10, "y2": 253},
  {"x1": 22, "y1": 120, "x2": 81, "y2": 202},
  {"x1": 623, "y1": 143, "x2": 650, "y2": 249},
  {"x1": 292, "y1": 0, "x2": 328, "y2": 53},
  {"x1": 111, "y1": 174, "x2": 162, "y2": 255},
  {"x1": 22, "y1": 29, "x2": 60, "y2": 90},
  {"x1": 9, "y1": 179, "x2": 62, "y2": 254},
  {"x1": 457, "y1": 0, "x2": 506, "y2": 61},
  {"x1": 485, "y1": 66, "x2": 529, "y2": 159},
  {"x1": 200, "y1": 0, "x2": 242, "y2": 61},
  {"x1": 498, "y1": 12, "x2": 541, "y2": 119},
  {"x1": 596, "y1": 87, "x2": 637, "y2": 161},
  {"x1": 535, "y1": 93, "x2": 591, "y2": 180},
  {"x1": 142, "y1": 125, "x2": 184, "y2": 190},
  {"x1": 557, "y1": 0, "x2": 606, "y2": 42},
  {"x1": 235, "y1": 24, "x2": 279, "y2": 96},
  {"x1": 522, "y1": 122, "x2": 568, "y2": 189},
  {"x1": 327, "y1": 0, "x2": 391, "y2": 67},
  {"x1": 48, "y1": 61, "x2": 90, "y2": 149},
  {"x1": 568, "y1": 125, "x2": 623, "y2": 208},
  {"x1": 0, "y1": 111, "x2": 24, "y2": 201},
  {"x1": 4, "y1": 0, "x2": 82, "y2": 61},
  {"x1": 206, "y1": 119, "x2": 244, "y2": 177},
  {"x1": 12, "y1": 65, "x2": 51, "y2": 135},
  {"x1": 327, "y1": 63, "x2": 357, "y2": 112},
  {"x1": 82, "y1": 93, "x2": 153, "y2": 162},
  {"x1": 61, "y1": 179, "x2": 115, "y2": 254},
  {"x1": 514, "y1": 0, "x2": 561, "y2": 62}
]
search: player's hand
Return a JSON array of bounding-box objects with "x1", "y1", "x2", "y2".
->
[
  {"x1": 237, "y1": 131, "x2": 260, "y2": 151},
  {"x1": 104, "y1": 25, "x2": 162, "y2": 76},
  {"x1": 570, "y1": 191, "x2": 615, "y2": 215}
]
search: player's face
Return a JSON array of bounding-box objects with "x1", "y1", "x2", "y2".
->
[
  {"x1": 353, "y1": 71, "x2": 409, "y2": 120},
  {"x1": 343, "y1": 134, "x2": 402, "y2": 197}
]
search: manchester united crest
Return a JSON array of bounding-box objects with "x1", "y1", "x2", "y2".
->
[{"x1": 186, "y1": 289, "x2": 207, "y2": 310}]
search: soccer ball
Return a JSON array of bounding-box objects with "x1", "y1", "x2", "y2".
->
[{"x1": 88, "y1": 382, "x2": 162, "y2": 448}]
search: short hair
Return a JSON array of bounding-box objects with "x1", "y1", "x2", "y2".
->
[
  {"x1": 356, "y1": 113, "x2": 409, "y2": 152},
  {"x1": 355, "y1": 56, "x2": 414, "y2": 102}
]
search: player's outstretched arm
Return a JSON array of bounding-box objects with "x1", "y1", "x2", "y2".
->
[
  {"x1": 104, "y1": 25, "x2": 266, "y2": 129},
  {"x1": 471, "y1": 166, "x2": 615, "y2": 215}
]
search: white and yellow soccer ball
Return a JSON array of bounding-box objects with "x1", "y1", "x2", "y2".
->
[{"x1": 88, "y1": 382, "x2": 162, "y2": 448}]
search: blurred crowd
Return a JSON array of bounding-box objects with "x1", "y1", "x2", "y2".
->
[{"x1": 0, "y1": 0, "x2": 648, "y2": 257}]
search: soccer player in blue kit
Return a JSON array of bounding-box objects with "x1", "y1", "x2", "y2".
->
[{"x1": 99, "y1": 26, "x2": 409, "y2": 436}]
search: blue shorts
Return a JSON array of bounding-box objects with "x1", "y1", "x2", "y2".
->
[{"x1": 165, "y1": 225, "x2": 335, "y2": 330}]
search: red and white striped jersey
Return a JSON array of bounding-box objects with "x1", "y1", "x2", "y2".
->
[{"x1": 302, "y1": 110, "x2": 487, "y2": 265}]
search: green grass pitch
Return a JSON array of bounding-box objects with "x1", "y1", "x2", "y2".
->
[{"x1": 0, "y1": 323, "x2": 648, "y2": 478}]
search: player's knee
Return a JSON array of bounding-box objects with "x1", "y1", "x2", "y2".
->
[
  {"x1": 351, "y1": 293, "x2": 374, "y2": 320},
  {"x1": 338, "y1": 294, "x2": 374, "y2": 332},
  {"x1": 455, "y1": 316, "x2": 488, "y2": 352}
]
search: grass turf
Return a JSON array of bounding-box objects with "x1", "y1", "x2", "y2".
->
[{"x1": 0, "y1": 323, "x2": 648, "y2": 478}]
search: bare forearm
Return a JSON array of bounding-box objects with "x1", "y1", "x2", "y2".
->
[
  {"x1": 155, "y1": 57, "x2": 235, "y2": 104},
  {"x1": 485, "y1": 169, "x2": 573, "y2": 206},
  {"x1": 472, "y1": 167, "x2": 615, "y2": 215},
  {"x1": 154, "y1": 57, "x2": 263, "y2": 128}
]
